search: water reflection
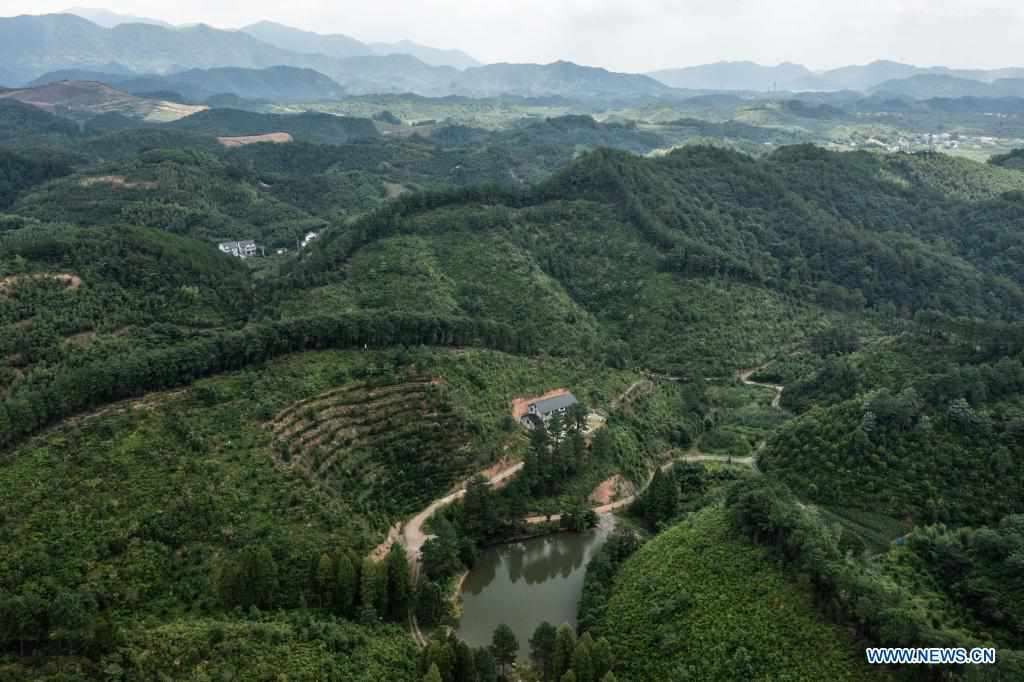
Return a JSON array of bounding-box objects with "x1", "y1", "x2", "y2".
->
[{"x1": 456, "y1": 524, "x2": 610, "y2": 661}]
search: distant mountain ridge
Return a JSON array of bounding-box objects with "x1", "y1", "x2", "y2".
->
[
  {"x1": 0, "y1": 80, "x2": 204, "y2": 121},
  {"x1": 240, "y1": 21, "x2": 481, "y2": 70},
  {"x1": 649, "y1": 61, "x2": 824, "y2": 92},
  {"x1": 648, "y1": 59, "x2": 1024, "y2": 93},
  {"x1": 368, "y1": 39, "x2": 480, "y2": 70},
  {"x1": 30, "y1": 66, "x2": 347, "y2": 102},
  {"x1": 454, "y1": 61, "x2": 672, "y2": 100},
  {"x1": 7, "y1": 13, "x2": 1024, "y2": 100},
  {"x1": 63, "y1": 6, "x2": 173, "y2": 29},
  {"x1": 0, "y1": 14, "x2": 673, "y2": 102},
  {"x1": 870, "y1": 74, "x2": 1024, "y2": 99}
]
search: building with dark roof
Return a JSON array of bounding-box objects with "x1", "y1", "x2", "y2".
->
[{"x1": 521, "y1": 392, "x2": 578, "y2": 427}]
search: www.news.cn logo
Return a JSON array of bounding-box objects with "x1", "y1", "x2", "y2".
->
[{"x1": 866, "y1": 648, "x2": 996, "y2": 665}]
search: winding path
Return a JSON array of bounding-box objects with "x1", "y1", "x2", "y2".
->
[
  {"x1": 737, "y1": 365, "x2": 784, "y2": 408},
  {"x1": 380, "y1": 365, "x2": 782, "y2": 645},
  {"x1": 523, "y1": 452, "x2": 756, "y2": 524}
]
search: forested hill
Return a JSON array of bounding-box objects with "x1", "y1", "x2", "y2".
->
[{"x1": 301, "y1": 144, "x2": 1024, "y2": 321}]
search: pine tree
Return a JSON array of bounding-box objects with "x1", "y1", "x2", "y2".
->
[
  {"x1": 573, "y1": 633, "x2": 595, "y2": 682},
  {"x1": 599, "y1": 673, "x2": 618, "y2": 682},
  {"x1": 548, "y1": 412, "x2": 564, "y2": 444},
  {"x1": 423, "y1": 663, "x2": 443, "y2": 682},
  {"x1": 335, "y1": 552, "x2": 357, "y2": 617},
  {"x1": 474, "y1": 648, "x2": 498, "y2": 682},
  {"x1": 462, "y1": 474, "x2": 498, "y2": 542},
  {"x1": 385, "y1": 544, "x2": 411, "y2": 622},
  {"x1": 592, "y1": 637, "x2": 613, "y2": 680},
  {"x1": 490, "y1": 623, "x2": 519, "y2": 675},
  {"x1": 453, "y1": 639, "x2": 477, "y2": 682},
  {"x1": 552, "y1": 624, "x2": 577, "y2": 680},
  {"x1": 422, "y1": 640, "x2": 455, "y2": 682},
  {"x1": 360, "y1": 558, "x2": 381, "y2": 621},
  {"x1": 316, "y1": 553, "x2": 334, "y2": 609},
  {"x1": 530, "y1": 621, "x2": 557, "y2": 681},
  {"x1": 561, "y1": 672, "x2": 577, "y2": 682}
]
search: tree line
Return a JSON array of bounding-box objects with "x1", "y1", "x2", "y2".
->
[{"x1": 0, "y1": 312, "x2": 526, "y2": 452}]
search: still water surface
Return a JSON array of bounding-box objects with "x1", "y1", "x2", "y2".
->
[{"x1": 455, "y1": 522, "x2": 611, "y2": 661}]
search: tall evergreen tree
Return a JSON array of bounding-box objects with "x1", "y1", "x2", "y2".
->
[
  {"x1": 360, "y1": 558, "x2": 382, "y2": 621},
  {"x1": 490, "y1": 623, "x2": 519, "y2": 675},
  {"x1": 474, "y1": 648, "x2": 498, "y2": 682},
  {"x1": 334, "y1": 552, "x2": 357, "y2": 617},
  {"x1": 573, "y1": 633, "x2": 595, "y2": 682},
  {"x1": 453, "y1": 639, "x2": 478, "y2": 682},
  {"x1": 530, "y1": 620, "x2": 557, "y2": 681},
  {"x1": 552, "y1": 624, "x2": 577, "y2": 680},
  {"x1": 385, "y1": 544, "x2": 411, "y2": 622},
  {"x1": 592, "y1": 637, "x2": 613, "y2": 680},
  {"x1": 316, "y1": 553, "x2": 334, "y2": 608},
  {"x1": 462, "y1": 474, "x2": 499, "y2": 542},
  {"x1": 423, "y1": 663, "x2": 443, "y2": 682}
]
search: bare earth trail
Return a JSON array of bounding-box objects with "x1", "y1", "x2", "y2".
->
[
  {"x1": 523, "y1": 452, "x2": 756, "y2": 524},
  {"x1": 382, "y1": 367, "x2": 780, "y2": 644},
  {"x1": 397, "y1": 459, "x2": 524, "y2": 647},
  {"x1": 372, "y1": 376, "x2": 655, "y2": 566},
  {"x1": 737, "y1": 365, "x2": 784, "y2": 408}
]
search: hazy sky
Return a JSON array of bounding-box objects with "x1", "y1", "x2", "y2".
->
[{"x1": 7, "y1": 1, "x2": 1023, "y2": 72}]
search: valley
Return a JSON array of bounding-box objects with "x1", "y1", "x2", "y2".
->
[{"x1": 2, "y1": 6, "x2": 1024, "y2": 681}]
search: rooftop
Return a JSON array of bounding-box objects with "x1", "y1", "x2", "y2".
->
[{"x1": 531, "y1": 393, "x2": 577, "y2": 415}]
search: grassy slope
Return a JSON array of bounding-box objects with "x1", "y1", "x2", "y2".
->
[
  {"x1": 286, "y1": 199, "x2": 842, "y2": 375},
  {"x1": 600, "y1": 506, "x2": 885, "y2": 681},
  {"x1": 0, "y1": 346, "x2": 651, "y2": 679}
]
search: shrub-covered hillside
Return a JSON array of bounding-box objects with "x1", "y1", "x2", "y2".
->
[
  {"x1": 762, "y1": 313, "x2": 1024, "y2": 526},
  {"x1": 594, "y1": 505, "x2": 884, "y2": 681},
  {"x1": 0, "y1": 347, "x2": 646, "y2": 680}
]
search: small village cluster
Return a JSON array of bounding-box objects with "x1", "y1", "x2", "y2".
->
[{"x1": 218, "y1": 231, "x2": 320, "y2": 259}]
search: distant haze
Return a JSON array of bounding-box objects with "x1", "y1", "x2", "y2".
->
[{"x1": 5, "y1": 0, "x2": 1023, "y2": 73}]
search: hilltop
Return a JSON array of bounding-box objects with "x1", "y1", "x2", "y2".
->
[
  {"x1": 0, "y1": 80, "x2": 205, "y2": 121},
  {"x1": 2, "y1": 77, "x2": 1024, "y2": 677}
]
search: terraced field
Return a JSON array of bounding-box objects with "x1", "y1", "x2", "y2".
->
[{"x1": 268, "y1": 374, "x2": 475, "y2": 516}]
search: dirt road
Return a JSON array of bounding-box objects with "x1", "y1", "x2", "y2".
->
[
  {"x1": 387, "y1": 367, "x2": 778, "y2": 644},
  {"x1": 737, "y1": 366, "x2": 784, "y2": 408},
  {"x1": 388, "y1": 460, "x2": 523, "y2": 648},
  {"x1": 369, "y1": 460, "x2": 525, "y2": 566},
  {"x1": 523, "y1": 452, "x2": 755, "y2": 524}
]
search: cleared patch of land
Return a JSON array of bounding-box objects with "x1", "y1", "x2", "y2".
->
[
  {"x1": 0, "y1": 272, "x2": 81, "y2": 295},
  {"x1": 79, "y1": 175, "x2": 158, "y2": 190},
  {"x1": 0, "y1": 80, "x2": 206, "y2": 122},
  {"x1": 217, "y1": 132, "x2": 294, "y2": 147},
  {"x1": 589, "y1": 474, "x2": 635, "y2": 505},
  {"x1": 266, "y1": 374, "x2": 474, "y2": 516},
  {"x1": 510, "y1": 387, "x2": 572, "y2": 421}
]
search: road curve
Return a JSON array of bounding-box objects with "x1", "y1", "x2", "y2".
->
[
  {"x1": 737, "y1": 366, "x2": 784, "y2": 408},
  {"x1": 524, "y1": 452, "x2": 756, "y2": 524}
]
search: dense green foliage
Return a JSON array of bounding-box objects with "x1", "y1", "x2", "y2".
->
[
  {"x1": 0, "y1": 100, "x2": 79, "y2": 141},
  {"x1": 5, "y1": 87, "x2": 1024, "y2": 679},
  {"x1": 595, "y1": 505, "x2": 882, "y2": 681},
  {"x1": 0, "y1": 149, "x2": 73, "y2": 208},
  {"x1": 763, "y1": 313, "x2": 1024, "y2": 525},
  {"x1": 727, "y1": 477, "x2": 1024, "y2": 679},
  {"x1": 166, "y1": 109, "x2": 380, "y2": 143}
]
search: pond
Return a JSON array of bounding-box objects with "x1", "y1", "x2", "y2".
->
[{"x1": 455, "y1": 519, "x2": 612, "y2": 661}]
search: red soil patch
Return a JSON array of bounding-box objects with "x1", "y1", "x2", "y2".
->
[
  {"x1": 217, "y1": 132, "x2": 293, "y2": 147},
  {"x1": 510, "y1": 388, "x2": 572, "y2": 420},
  {"x1": 0, "y1": 273, "x2": 81, "y2": 295},
  {"x1": 64, "y1": 330, "x2": 97, "y2": 347},
  {"x1": 589, "y1": 474, "x2": 635, "y2": 505},
  {"x1": 80, "y1": 175, "x2": 158, "y2": 190}
]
